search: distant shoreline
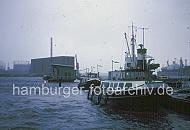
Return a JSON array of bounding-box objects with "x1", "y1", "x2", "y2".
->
[{"x1": 0, "y1": 74, "x2": 42, "y2": 77}]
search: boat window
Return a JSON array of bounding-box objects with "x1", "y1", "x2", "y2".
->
[
  {"x1": 125, "y1": 83, "x2": 132, "y2": 88},
  {"x1": 119, "y1": 83, "x2": 124, "y2": 88},
  {"x1": 114, "y1": 83, "x2": 118, "y2": 88},
  {"x1": 102, "y1": 82, "x2": 109, "y2": 88},
  {"x1": 110, "y1": 83, "x2": 113, "y2": 87}
]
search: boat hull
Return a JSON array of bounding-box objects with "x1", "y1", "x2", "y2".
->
[
  {"x1": 106, "y1": 94, "x2": 169, "y2": 112},
  {"x1": 78, "y1": 79, "x2": 101, "y2": 90},
  {"x1": 90, "y1": 87, "x2": 169, "y2": 112}
]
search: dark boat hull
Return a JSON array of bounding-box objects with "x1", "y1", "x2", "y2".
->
[
  {"x1": 89, "y1": 87, "x2": 169, "y2": 112},
  {"x1": 78, "y1": 79, "x2": 101, "y2": 90},
  {"x1": 106, "y1": 95, "x2": 169, "y2": 112}
]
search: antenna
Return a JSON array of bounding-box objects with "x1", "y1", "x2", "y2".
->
[{"x1": 138, "y1": 27, "x2": 149, "y2": 48}]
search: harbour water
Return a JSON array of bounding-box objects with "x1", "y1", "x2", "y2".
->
[{"x1": 0, "y1": 77, "x2": 190, "y2": 130}]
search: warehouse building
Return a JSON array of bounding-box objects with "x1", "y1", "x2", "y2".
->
[{"x1": 31, "y1": 56, "x2": 74, "y2": 76}]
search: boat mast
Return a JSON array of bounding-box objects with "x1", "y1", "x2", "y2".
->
[{"x1": 131, "y1": 23, "x2": 136, "y2": 67}]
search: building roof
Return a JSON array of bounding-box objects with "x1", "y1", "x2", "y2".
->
[
  {"x1": 31, "y1": 56, "x2": 74, "y2": 60},
  {"x1": 52, "y1": 64, "x2": 74, "y2": 68}
]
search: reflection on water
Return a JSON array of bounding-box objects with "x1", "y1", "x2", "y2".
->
[{"x1": 0, "y1": 77, "x2": 190, "y2": 130}]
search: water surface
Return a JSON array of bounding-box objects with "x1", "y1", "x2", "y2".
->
[{"x1": 0, "y1": 77, "x2": 190, "y2": 130}]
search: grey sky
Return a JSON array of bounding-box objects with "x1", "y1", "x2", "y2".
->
[{"x1": 0, "y1": 0, "x2": 190, "y2": 72}]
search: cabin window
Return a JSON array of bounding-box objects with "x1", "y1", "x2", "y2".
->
[
  {"x1": 102, "y1": 82, "x2": 109, "y2": 88},
  {"x1": 125, "y1": 83, "x2": 132, "y2": 88},
  {"x1": 114, "y1": 83, "x2": 118, "y2": 88},
  {"x1": 119, "y1": 83, "x2": 124, "y2": 88},
  {"x1": 110, "y1": 83, "x2": 113, "y2": 87}
]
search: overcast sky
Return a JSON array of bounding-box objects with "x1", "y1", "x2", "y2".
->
[{"x1": 0, "y1": 0, "x2": 190, "y2": 72}]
